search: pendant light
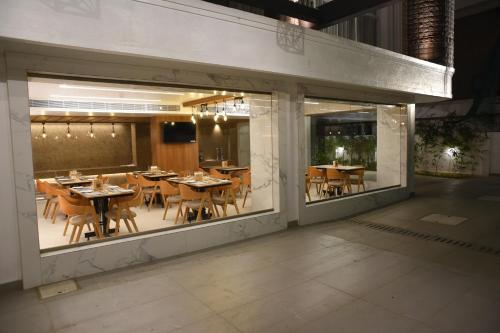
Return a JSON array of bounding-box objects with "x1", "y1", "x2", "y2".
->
[
  {"x1": 41, "y1": 122, "x2": 47, "y2": 139},
  {"x1": 111, "y1": 123, "x2": 116, "y2": 138},
  {"x1": 213, "y1": 102, "x2": 219, "y2": 122},
  {"x1": 223, "y1": 101, "x2": 227, "y2": 122},
  {"x1": 89, "y1": 123, "x2": 95, "y2": 138},
  {"x1": 191, "y1": 106, "x2": 196, "y2": 124},
  {"x1": 65, "y1": 122, "x2": 72, "y2": 139},
  {"x1": 204, "y1": 103, "x2": 209, "y2": 117},
  {"x1": 199, "y1": 105, "x2": 204, "y2": 119}
]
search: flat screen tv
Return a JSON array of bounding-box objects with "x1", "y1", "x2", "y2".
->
[{"x1": 162, "y1": 121, "x2": 196, "y2": 143}]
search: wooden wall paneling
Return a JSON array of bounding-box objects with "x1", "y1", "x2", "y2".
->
[{"x1": 150, "y1": 115, "x2": 199, "y2": 172}]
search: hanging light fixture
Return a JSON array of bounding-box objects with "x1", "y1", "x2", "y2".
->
[
  {"x1": 65, "y1": 122, "x2": 72, "y2": 139},
  {"x1": 213, "y1": 102, "x2": 219, "y2": 122},
  {"x1": 191, "y1": 106, "x2": 197, "y2": 124},
  {"x1": 111, "y1": 123, "x2": 116, "y2": 138},
  {"x1": 41, "y1": 122, "x2": 47, "y2": 139},
  {"x1": 203, "y1": 103, "x2": 209, "y2": 117},
  {"x1": 199, "y1": 105, "x2": 204, "y2": 119},
  {"x1": 89, "y1": 123, "x2": 95, "y2": 138},
  {"x1": 223, "y1": 101, "x2": 228, "y2": 122}
]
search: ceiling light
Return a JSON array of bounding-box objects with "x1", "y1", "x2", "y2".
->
[
  {"x1": 111, "y1": 123, "x2": 116, "y2": 138},
  {"x1": 50, "y1": 95, "x2": 161, "y2": 103},
  {"x1": 304, "y1": 101, "x2": 320, "y2": 105},
  {"x1": 89, "y1": 123, "x2": 95, "y2": 138},
  {"x1": 66, "y1": 122, "x2": 72, "y2": 138},
  {"x1": 59, "y1": 84, "x2": 184, "y2": 95},
  {"x1": 41, "y1": 122, "x2": 47, "y2": 139}
]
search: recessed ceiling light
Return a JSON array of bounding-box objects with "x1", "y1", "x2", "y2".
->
[
  {"x1": 50, "y1": 95, "x2": 160, "y2": 103},
  {"x1": 59, "y1": 84, "x2": 184, "y2": 95},
  {"x1": 304, "y1": 101, "x2": 320, "y2": 105}
]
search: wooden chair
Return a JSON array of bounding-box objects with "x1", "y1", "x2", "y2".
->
[
  {"x1": 325, "y1": 168, "x2": 348, "y2": 196},
  {"x1": 305, "y1": 176, "x2": 312, "y2": 202},
  {"x1": 176, "y1": 184, "x2": 215, "y2": 224},
  {"x1": 212, "y1": 177, "x2": 241, "y2": 217},
  {"x1": 106, "y1": 189, "x2": 142, "y2": 235},
  {"x1": 137, "y1": 175, "x2": 160, "y2": 211},
  {"x1": 209, "y1": 168, "x2": 231, "y2": 180},
  {"x1": 308, "y1": 166, "x2": 326, "y2": 196},
  {"x1": 126, "y1": 173, "x2": 139, "y2": 189},
  {"x1": 57, "y1": 195, "x2": 102, "y2": 244},
  {"x1": 44, "y1": 183, "x2": 70, "y2": 223},
  {"x1": 348, "y1": 167, "x2": 366, "y2": 192},
  {"x1": 60, "y1": 194, "x2": 93, "y2": 237},
  {"x1": 35, "y1": 179, "x2": 52, "y2": 218},
  {"x1": 241, "y1": 171, "x2": 251, "y2": 208},
  {"x1": 159, "y1": 180, "x2": 183, "y2": 220}
]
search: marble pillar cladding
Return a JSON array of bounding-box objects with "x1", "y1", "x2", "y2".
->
[
  {"x1": 249, "y1": 95, "x2": 274, "y2": 212},
  {"x1": 376, "y1": 105, "x2": 403, "y2": 188},
  {"x1": 400, "y1": 106, "x2": 409, "y2": 187}
]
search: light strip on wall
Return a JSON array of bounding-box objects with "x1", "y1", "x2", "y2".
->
[
  {"x1": 59, "y1": 84, "x2": 185, "y2": 95},
  {"x1": 50, "y1": 95, "x2": 161, "y2": 103},
  {"x1": 31, "y1": 108, "x2": 178, "y2": 115}
]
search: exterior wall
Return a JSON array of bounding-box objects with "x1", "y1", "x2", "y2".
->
[
  {"x1": 0, "y1": 51, "x2": 22, "y2": 285},
  {"x1": 0, "y1": 0, "x2": 452, "y2": 102},
  {"x1": 0, "y1": 0, "x2": 451, "y2": 286}
]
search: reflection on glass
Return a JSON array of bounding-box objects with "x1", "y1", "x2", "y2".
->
[{"x1": 305, "y1": 99, "x2": 407, "y2": 203}]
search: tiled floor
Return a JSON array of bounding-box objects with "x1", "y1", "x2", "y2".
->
[{"x1": 2, "y1": 176, "x2": 500, "y2": 333}]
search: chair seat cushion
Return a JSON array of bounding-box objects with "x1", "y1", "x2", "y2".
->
[
  {"x1": 105, "y1": 208, "x2": 137, "y2": 220},
  {"x1": 167, "y1": 195, "x2": 182, "y2": 203},
  {"x1": 69, "y1": 215, "x2": 95, "y2": 225},
  {"x1": 183, "y1": 200, "x2": 209, "y2": 209},
  {"x1": 212, "y1": 196, "x2": 234, "y2": 205}
]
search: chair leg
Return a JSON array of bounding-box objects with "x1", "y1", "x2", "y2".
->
[
  {"x1": 74, "y1": 225, "x2": 84, "y2": 244},
  {"x1": 183, "y1": 207, "x2": 189, "y2": 224},
  {"x1": 43, "y1": 200, "x2": 50, "y2": 216},
  {"x1": 69, "y1": 225, "x2": 77, "y2": 244},
  {"x1": 129, "y1": 216, "x2": 139, "y2": 232},
  {"x1": 243, "y1": 190, "x2": 248, "y2": 208},
  {"x1": 213, "y1": 203, "x2": 220, "y2": 217},
  {"x1": 196, "y1": 199, "x2": 204, "y2": 222},
  {"x1": 175, "y1": 201, "x2": 183, "y2": 224},
  {"x1": 63, "y1": 217, "x2": 70, "y2": 236},
  {"x1": 123, "y1": 218, "x2": 133, "y2": 233},
  {"x1": 231, "y1": 190, "x2": 240, "y2": 214},
  {"x1": 51, "y1": 203, "x2": 59, "y2": 223},
  {"x1": 163, "y1": 201, "x2": 170, "y2": 220}
]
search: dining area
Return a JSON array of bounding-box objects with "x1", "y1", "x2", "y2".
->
[{"x1": 35, "y1": 165, "x2": 252, "y2": 249}]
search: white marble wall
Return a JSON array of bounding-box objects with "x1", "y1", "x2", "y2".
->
[
  {"x1": 249, "y1": 96, "x2": 274, "y2": 212},
  {"x1": 376, "y1": 105, "x2": 404, "y2": 188}
]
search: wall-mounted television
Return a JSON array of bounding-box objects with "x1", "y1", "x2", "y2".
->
[{"x1": 162, "y1": 121, "x2": 196, "y2": 143}]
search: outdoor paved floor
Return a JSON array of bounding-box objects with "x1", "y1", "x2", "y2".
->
[{"x1": 1, "y1": 176, "x2": 499, "y2": 333}]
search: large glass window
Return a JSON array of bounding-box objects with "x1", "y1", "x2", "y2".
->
[
  {"x1": 29, "y1": 76, "x2": 274, "y2": 251},
  {"x1": 305, "y1": 98, "x2": 407, "y2": 203}
]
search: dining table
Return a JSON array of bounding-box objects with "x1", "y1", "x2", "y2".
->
[
  {"x1": 54, "y1": 176, "x2": 94, "y2": 187},
  {"x1": 70, "y1": 185, "x2": 135, "y2": 237},
  {"x1": 216, "y1": 166, "x2": 249, "y2": 176},
  {"x1": 168, "y1": 176, "x2": 233, "y2": 221},
  {"x1": 134, "y1": 171, "x2": 178, "y2": 181},
  {"x1": 313, "y1": 165, "x2": 365, "y2": 194}
]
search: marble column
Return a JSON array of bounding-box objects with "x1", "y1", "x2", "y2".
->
[
  {"x1": 376, "y1": 105, "x2": 403, "y2": 188},
  {"x1": 249, "y1": 95, "x2": 273, "y2": 212}
]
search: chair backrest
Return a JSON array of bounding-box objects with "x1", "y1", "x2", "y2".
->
[
  {"x1": 326, "y1": 168, "x2": 345, "y2": 180},
  {"x1": 351, "y1": 166, "x2": 365, "y2": 178},
  {"x1": 126, "y1": 173, "x2": 139, "y2": 185},
  {"x1": 57, "y1": 195, "x2": 90, "y2": 216},
  {"x1": 138, "y1": 175, "x2": 157, "y2": 188},
  {"x1": 35, "y1": 179, "x2": 45, "y2": 193},
  {"x1": 179, "y1": 184, "x2": 203, "y2": 201},
  {"x1": 159, "y1": 180, "x2": 180, "y2": 196},
  {"x1": 44, "y1": 182, "x2": 67, "y2": 196},
  {"x1": 242, "y1": 171, "x2": 251, "y2": 186},
  {"x1": 110, "y1": 188, "x2": 142, "y2": 210},
  {"x1": 231, "y1": 177, "x2": 241, "y2": 193},
  {"x1": 308, "y1": 166, "x2": 324, "y2": 178},
  {"x1": 210, "y1": 168, "x2": 230, "y2": 180}
]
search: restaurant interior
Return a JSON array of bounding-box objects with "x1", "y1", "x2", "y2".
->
[
  {"x1": 30, "y1": 76, "x2": 272, "y2": 250},
  {"x1": 304, "y1": 98, "x2": 406, "y2": 203}
]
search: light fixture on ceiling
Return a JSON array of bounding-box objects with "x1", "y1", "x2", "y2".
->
[
  {"x1": 41, "y1": 122, "x2": 47, "y2": 139},
  {"x1": 171, "y1": 122, "x2": 175, "y2": 126},
  {"x1": 223, "y1": 102, "x2": 227, "y2": 122},
  {"x1": 58, "y1": 84, "x2": 185, "y2": 95},
  {"x1": 191, "y1": 106, "x2": 196, "y2": 124},
  {"x1": 199, "y1": 105, "x2": 204, "y2": 119},
  {"x1": 213, "y1": 102, "x2": 219, "y2": 122},
  {"x1": 304, "y1": 101, "x2": 319, "y2": 105},
  {"x1": 66, "y1": 122, "x2": 72, "y2": 138},
  {"x1": 111, "y1": 123, "x2": 116, "y2": 138},
  {"x1": 89, "y1": 123, "x2": 95, "y2": 138},
  {"x1": 203, "y1": 103, "x2": 209, "y2": 117}
]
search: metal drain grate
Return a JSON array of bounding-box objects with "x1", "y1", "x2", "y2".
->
[{"x1": 348, "y1": 218, "x2": 500, "y2": 256}]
